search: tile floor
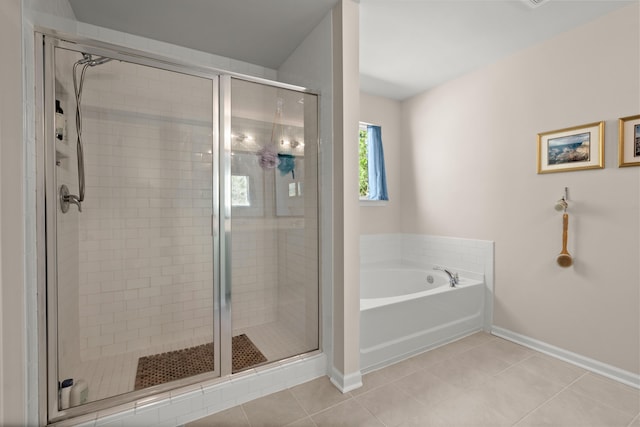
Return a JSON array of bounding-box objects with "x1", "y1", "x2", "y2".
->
[
  {"x1": 187, "y1": 332, "x2": 640, "y2": 427},
  {"x1": 73, "y1": 321, "x2": 308, "y2": 403}
]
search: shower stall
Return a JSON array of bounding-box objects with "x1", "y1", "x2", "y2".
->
[{"x1": 37, "y1": 33, "x2": 319, "y2": 422}]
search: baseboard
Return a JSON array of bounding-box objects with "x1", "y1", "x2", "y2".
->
[
  {"x1": 329, "y1": 367, "x2": 362, "y2": 393},
  {"x1": 492, "y1": 326, "x2": 639, "y2": 389}
]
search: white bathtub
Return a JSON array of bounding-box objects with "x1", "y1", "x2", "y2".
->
[{"x1": 360, "y1": 266, "x2": 485, "y2": 371}]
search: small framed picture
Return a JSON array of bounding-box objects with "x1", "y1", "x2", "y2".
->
[
  {"x1": 537, "y1": 121, "x2": 604, "y2": 174},
  {"x1": 618, "y1": 114, "x2": 640, "y2": 167}
]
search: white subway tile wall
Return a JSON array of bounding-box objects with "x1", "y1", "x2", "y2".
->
[
  {"x1": 231, "y1": 222, "x2": 279, "y2": 330},
  {"x1": 361, "y1": 233, "x2": 493, "y2": 277},
  {"x1": 64, "y1": 57, "x2": 216, "y2": 361}
]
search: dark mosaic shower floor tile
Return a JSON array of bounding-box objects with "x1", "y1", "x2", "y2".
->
[{"x1": 134, "y1": 334, "x2": 267, "y2": 389}]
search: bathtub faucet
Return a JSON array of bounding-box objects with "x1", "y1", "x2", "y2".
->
[{"x1": 434, "y1": 266, "x2": 459, "y2": 287}]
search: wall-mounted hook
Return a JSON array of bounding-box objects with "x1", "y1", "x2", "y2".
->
[{"x1": 554, "y1": 187, "x2": 569, "y2": 212}]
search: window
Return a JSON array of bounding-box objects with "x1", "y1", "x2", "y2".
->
[
  {"x1": 359, "y1": 123, "x2": 388, "y2": 201},
  {"x1": 359, "y1": 125, "x2": 369, "y2": 197}
]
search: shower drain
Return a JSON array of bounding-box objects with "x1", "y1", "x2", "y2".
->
[{"x1": 426, "y1": 275, "x2": 434, "y2": 284}]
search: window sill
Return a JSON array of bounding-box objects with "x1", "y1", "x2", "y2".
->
[{"x1": 359, "y1": 199, "x2": 388, "y2": 207}]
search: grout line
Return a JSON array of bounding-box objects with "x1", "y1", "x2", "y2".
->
[
  {"x1": 352, "y1": 396, "x2": 389, "y2": 427},
  {"x1": 239, "y1": 404, "x2": 252, "y2": 427},
  {"x1": 511, "y1": 371, "x2": 589, "y2": 426},
  {"x1": 568, "y1": 372, "x2": 640, "y2": 421},
  {"x1": 627, "y1": 413, "x2": 640, "y2": 427},
  {"x1": 491, "y1": 351, "x2": 538, "y2": 378}
]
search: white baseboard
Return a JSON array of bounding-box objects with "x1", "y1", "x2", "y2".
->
[
  {"x1": 329, "y1": 367, "x2": 362, "y2": 393},
  {"x1": 492, "y1": 326, "x2": 639, "y2": 389}
]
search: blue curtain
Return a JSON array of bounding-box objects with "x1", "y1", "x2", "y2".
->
[{"x1": 366, "y1": 125, "x2": 389, "y2": 201}]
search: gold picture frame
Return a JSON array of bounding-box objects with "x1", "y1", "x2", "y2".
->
[
  {"x1": 618, "y1": 114, "x2": 640, "y2": 167},
  {"x1": 537, "y1": 121, "x2": 604, "y2": 174}
]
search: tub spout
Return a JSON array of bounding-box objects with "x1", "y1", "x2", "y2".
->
[{"x1": 434, "y1": 266, "x2": 459, "y2": 287}]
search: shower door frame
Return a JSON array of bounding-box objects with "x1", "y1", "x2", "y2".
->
[
  {"x1": 37, "y1": 32, "x2": 225, "y2": 423},
  {"x1": 36, "y1": 30, "x2": 322, "y2": 425}
]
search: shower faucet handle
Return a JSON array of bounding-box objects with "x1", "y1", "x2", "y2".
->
[{"x1": 60, "y1": 184, "x2": 82, "y2": 213}]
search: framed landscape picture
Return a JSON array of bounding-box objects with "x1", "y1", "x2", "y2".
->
[
  {"x1": 618, "y1": 114, "x2": 640, "y2": 167},
  {"x1": 537, "y1": 121, "x2": 604, "y2": 174}
]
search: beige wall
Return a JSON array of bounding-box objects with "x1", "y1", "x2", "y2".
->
[
  {"x1": 359, "y1": 92, "x2": 402, "y2": 234},
  {"x1": 0, "y1": 0, "x2": 26, "y2": 424},
  {"x1": 330, "y1": 0, "x2": 362, "y2": 389},
  {"x1": 401, "y1": 4, "x2": 640, "y2": 374}
]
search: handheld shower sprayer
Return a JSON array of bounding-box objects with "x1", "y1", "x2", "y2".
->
[{"x1": 60, "y1": 52, "x2": 114, "y2": 214}]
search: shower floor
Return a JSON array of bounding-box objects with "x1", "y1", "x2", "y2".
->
[{"x1": 70, "y1": 321, "x2": 311, "y2": 403}]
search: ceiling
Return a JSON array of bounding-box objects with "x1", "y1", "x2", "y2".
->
[
  {"x1": 359, "y1": 0, "x2": 634, "y2": 100},
  {"x1": 67, "y1": 0, "x2": 339, "y2": 69},
  {"x1": 68, "y1": 0, "x2": 634, "y2": 101}
]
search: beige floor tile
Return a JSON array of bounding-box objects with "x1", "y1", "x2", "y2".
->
[
  {"x1": 516, "y1": 354, "x2": 586, "y2": 386},
  {"x1": 185, "y1": 336, "x2": 639, "y2": 427},
  {"x1": 355, "y1": 382, "x2": 425, "y2": 426},
  {"x1": 284, "y1": 416, "x2": 317, "y2": 426},
  {"x1": 458, "y1": 331, "x2": 497, "y2": 347},
  {"x1": 495, "y1": 363, "x2": 566, "y2": 397},
  {"x1": 426, "y1": 356, "x2": 493, "y2": 389},
  {"x1": 408, "y1": 337, "x2": 482, "y2": 370},
  {"x1": 517, "y1": 388, "x2": 634, "y2": 427},
  {"x1": 290, "y1": 376, "x2": 350, "y2": 415},
  {"x1": 398, "y1": 392, "x2": 511, "y2": 427},
  {"x1": 379, "y1": 357, "x2": 422, "y2": 379},
  {"x1": 453, "y1": 344, "x2": 512, "y2": 376},
  {"x1": 242, "y1": 389, "x2": 308, "y2": 427},
  {"x1": 392, "y1": 369, "x2": 461, "y2": 407},
  {"x1": 312, "y1": 399, "x2": 384, "y2": 427},
  {"x1": 350, "y1": 368, "x2": 395, "y2": 396},
  {"x1": 569, "y1": 373, "x2": 640, "y2": 417},
  {"x1": 409, "y1": 346, "x2": 456, "y2": 369},
  {"x1": 472, "y1": 337, "x2": 534, "y2": 365},
  {"x1": 186, "y1": 406, "x2": 249, "y2": 426},
  {"x1": 463, "y1": 364, "x2": 565, "y2": 424},
  {"x1": 395, "y1": 405, "x2": 440, "y2": 427},
  {"x1": 438, "y1": 336, "x2": 484, "y2": 356}
]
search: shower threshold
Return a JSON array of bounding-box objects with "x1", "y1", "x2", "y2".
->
[{"x1": 68, "y1": 321, "x2": 309, "y2": 404}]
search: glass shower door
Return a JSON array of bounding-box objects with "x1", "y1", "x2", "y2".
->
[
  {"x1": 224, "y1": 77, "x2": 319, "y2": 372},
  {"x1": 47, "y1": 39, "x2": 219, "y2": 415},
  {"x1": 42, "y1": 33, "x2": 320, "y2": 424}
]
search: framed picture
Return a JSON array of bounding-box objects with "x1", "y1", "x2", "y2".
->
[
  {"x1": 537, "y1": 121, "x2": 604, "y2": 174},
  {"x1": 618, "y1": 114, "x2": 640, "y2": 167}
]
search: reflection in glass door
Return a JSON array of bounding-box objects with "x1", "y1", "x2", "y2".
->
[
  {"x1": 48, "y1": 41, "x2": 217, "y2": 413},
  {"x1": 226, "y1": 77, "x2": 319, "y2": 372}
]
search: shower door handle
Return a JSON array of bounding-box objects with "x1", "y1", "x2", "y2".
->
[{"x1": 60, "y1": 184, "x2": 82, "y2": 213}]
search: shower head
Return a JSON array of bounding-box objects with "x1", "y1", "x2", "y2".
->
[
  {"x1": 76, "y1": 53, "x2": 112, "y2": 67},
  {"x1": 89, "y1": 56, "x2": 112, "y2": 66}
]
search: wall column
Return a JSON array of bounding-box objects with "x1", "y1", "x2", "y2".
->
[
  {"x1": 0, "y1": 0, "x2": 27, "y2": 424},
  {"x1": 331, "y1": 0, "x2": 362, "y2": 392}
]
